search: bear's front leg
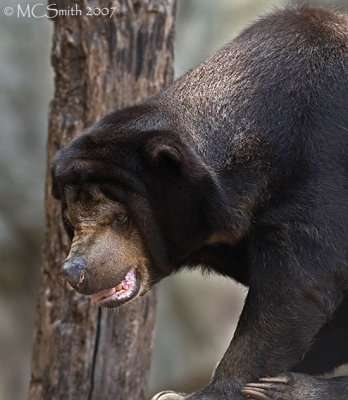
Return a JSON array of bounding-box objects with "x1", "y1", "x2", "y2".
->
[
  {"x1": 242, "y1": 373, "x2": 348, "y2": 400},
  {"x1": 152, "y1": 225, "x2": 343, "y2": 400}
]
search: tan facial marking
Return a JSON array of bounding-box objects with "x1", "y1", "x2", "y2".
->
[{"x1": 64, "y1": 186, "x2": 151, "y2": 297}]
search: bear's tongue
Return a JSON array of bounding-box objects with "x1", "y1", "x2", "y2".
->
[{"x1": 90, "y1": 268, "x2": 137, "y2": 304}]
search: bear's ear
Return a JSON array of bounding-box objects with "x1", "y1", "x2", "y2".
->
[{"x1": 145, "y1": 134, "x2": 183, "y2": 168}]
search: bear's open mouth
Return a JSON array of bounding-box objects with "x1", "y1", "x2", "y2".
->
[{"x1": 89, "y1": 267, "x2": 140, "y2": 307}]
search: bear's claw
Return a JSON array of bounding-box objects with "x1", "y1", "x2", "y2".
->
[
  {"x1": 151, "y1": 390, "x2": 186, "y2": 400},
  {"x1": 242, "y1": 374, "x2": 291, "y2": 399}
]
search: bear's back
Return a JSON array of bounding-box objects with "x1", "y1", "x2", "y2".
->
[{"x1": 156, "y1": 6, "x2": 348, "y2": 172}]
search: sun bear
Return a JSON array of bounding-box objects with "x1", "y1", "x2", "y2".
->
[{"x1": 52, "y1": 6, "x2": 348, "y2": 400}]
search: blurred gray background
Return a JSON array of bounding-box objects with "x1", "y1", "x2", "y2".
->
[{"x1": 0, "y1": 0, "x2": 347, "y2": 399}]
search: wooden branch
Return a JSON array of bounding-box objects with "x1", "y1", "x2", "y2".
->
[{"x1": 28, "y1": 1, "x2": 176, "y2": 399}]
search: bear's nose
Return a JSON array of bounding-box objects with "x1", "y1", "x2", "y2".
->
[{"x1": 60, "y1": 257, "x2": 86, "y2": 288}]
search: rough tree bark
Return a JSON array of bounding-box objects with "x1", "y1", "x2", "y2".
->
[{"x1": 28, "y1": 1, "x2": 176, "y2": 399}]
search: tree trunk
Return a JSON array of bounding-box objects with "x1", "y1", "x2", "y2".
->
[{"x1": 28, "y1": 1, "x2": 176, "y2": 399}]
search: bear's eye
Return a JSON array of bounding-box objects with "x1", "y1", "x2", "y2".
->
[{"x1": 113, "y1": 214, "x2": 128, "y2": 225}]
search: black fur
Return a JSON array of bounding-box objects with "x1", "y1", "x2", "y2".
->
[{"x1": 52, "y1": 7, "x2": 348, "y2": 400}]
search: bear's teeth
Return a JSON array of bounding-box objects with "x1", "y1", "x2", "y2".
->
[{"x1": 115, "y1": 284, "x2": 123, "y2": 291}]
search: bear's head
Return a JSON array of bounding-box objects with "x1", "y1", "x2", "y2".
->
[{"x1": 51, "y1": 106, "x2": 233, "y2": 307}]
